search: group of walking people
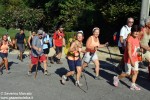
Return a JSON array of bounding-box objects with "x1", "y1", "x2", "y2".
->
[{"x1": 0, "y1": 17, "x2": 149, "y2": 91}]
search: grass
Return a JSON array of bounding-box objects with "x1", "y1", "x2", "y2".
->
[{"x1": 0, "y1": 27, "x2": 30, "y2": 39}]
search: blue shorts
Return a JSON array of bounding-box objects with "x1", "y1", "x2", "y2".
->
[
  {"x1": 67, "y1": 58, "x2": 81, "y2": 71},
  {"x1": 0, "y1": 52, "x2": 8, "y2": 59}
]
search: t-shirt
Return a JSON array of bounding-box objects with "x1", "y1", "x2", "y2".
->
[
  {"x1": 15, "y1": 33, "x2": 25, "y2": 44},
  {"x1": 31, "y1": 36, "x2": 44, "y2": 57},
  {"x1": 124, "y1": 36, "x2": 140, "y2": 64},
  {"x1": 53, "y1": 31, "x2": 64, "y2": 47},
  {"x1": 43, "y1": 34, "x2": 50, "y2": 49},
  {"x1": 118, "y1": 25, "x2": 131, "y2": 47}
]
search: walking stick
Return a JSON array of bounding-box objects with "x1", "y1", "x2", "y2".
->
[
  {"x1": 34, "y1": 56, "x2": 39, "y2": 79},
  {"x1": 106, "y1": 45, "x2": 118, "y2": 72}
]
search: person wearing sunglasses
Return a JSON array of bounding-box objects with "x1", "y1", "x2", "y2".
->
[
  {"x1": 117, "y1": 17, "x2": 134, "y2": 72},
  {"x1": 28, "y1": 30, "x2": 49, "y2": 76}
]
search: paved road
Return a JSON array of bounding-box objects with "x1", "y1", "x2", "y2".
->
[{"x1": 0, "y1": 48, "x2": 149, "y2": 100}]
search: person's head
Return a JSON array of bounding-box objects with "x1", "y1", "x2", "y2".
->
[
  {"x1": 20, "y1": 29, "x2": 24, "y2": 34},
  {"x1": 92, "y1": 27, "x2": 100, "y2": 38},
  {"x1": 32, "y1": 31, "x2": 36, "y2": 36},
  {"x1": 2, "y1": 34, "x2": 8, "y2": 41},
  {"x1": 56, "y1": 25, "x2": 64, "y2": 33},
  {"x1": 127, "y1": 17, "x2": 134, "y2": 27},
  {"x1": 145, "y1": 17, "x2": 150, "y2": 28},
  {"x1": 76, "y1": 30, "x2": 84, "y2": 42},
  {"x1": 131, "y1": 25, "x2": 140, "y2": 38},
  {"x1": 37, "y1": 30, "x2": 43, "y2": 39}
]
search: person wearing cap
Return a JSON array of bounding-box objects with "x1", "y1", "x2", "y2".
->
[
  {"x1": 139, "y1": 17, "x2": 150, "y2": 80},
  {"x1": 61, "y1": 31, "x2": 85, "y2": 86},
  {"x1": 27, "y1": 30, "x2": 49, "y2": 76},
  {"x1": 51, "y1": 25, "x2": 65, "y2": 64},
  {"x1": 81, "y1": 27, "x2": 108, "y2": 80},
  {"x1": 15, "y1": 29, "x2": 27, "y2": 62}
]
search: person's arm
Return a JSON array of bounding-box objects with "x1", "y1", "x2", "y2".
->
[
  {"x1": 14, "y1": 33, "x2": 18, "y2": 49},
  {"x1": 24, "y1": 35, "x2": 27, "y2": 46},
  {"x1": 53, "y1": 33, "x2": 56, "y2": 48},
  {"x1": 69, "y1": 42, "x2": 76, "y2": 52},
  {"x1": 28, "y1": 36, "x2": 32, "y2": 48},
  {"x1": 98, "y1": 41, "x2": 108, "y2": 48},
  {"x1": 127, "y1": 41, "x2": 135, "y2": 67},
  {"x1": 119, "y1": 27, "x2": 126, "y2": 49},
  {"x1": 8, "y1": 41, "x2": 13, "y2": 47},
  {"x1": 63, "y1": 38, "x2": 66, "y2": 46},
  {"x1": 140, "y1": 43, "x2": 150, "y2": 51},
  {"x1": 86, "y1": 37, "x2": 94, "y2": 50}
]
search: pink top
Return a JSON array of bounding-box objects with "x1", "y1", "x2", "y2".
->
[
  {"x1": 124, "y1": 36, "x2": 140, "y2": 64},
  {"x1": 86, "y1": 36, "x2": 100, "y2": 53},
  {"x1": 0, "y1": 41, "x2": 9, "y2": 53}
]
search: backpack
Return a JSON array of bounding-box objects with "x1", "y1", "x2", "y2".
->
[
  {"x1": 113, "y1": 25, "x2": 128, "y2": 44},
  {"x1": 64, "y1": 38, "x2": 76, "y2": 55}
]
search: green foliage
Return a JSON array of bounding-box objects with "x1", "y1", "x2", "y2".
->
[
  {"x1": 0, "y1": 27, "x2": 30, "y2": 39},
  {"x1": 0, "y1": 0, "x2": 142, "y2": 44}
]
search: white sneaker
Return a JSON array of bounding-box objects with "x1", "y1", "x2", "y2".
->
[
  {"x1": 113, "y1": 76, "x2": 119, "y2": 87},
  {"x1": 75, "y1": 81, "x2": 83, "y2": 87},
  {"x1": 61, "y1": 75, "x2": 67, "y2": 85},
  {"x1": 130, "y1": 85, "x2": 141, "y2": 90}
]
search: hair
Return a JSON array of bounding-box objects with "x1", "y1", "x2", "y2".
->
[
  {"x1": 2, "y1": 34, "x2": 8, "y2": 41},
  {"x1": 20, "y1": 28, "x2": 24, "y2": 31},
  {"x1": 131, "y1": 25, "x2": 140, "y2": 33},
  {"x1": 76, "y1": 30, "x2": 84, "y2": 37},
  {"x1": 92, "y1": 27, "x2": 100, "y2": 33},
  {"x1": 127, "y1": 17, "x2": 134, "y2": 22}
]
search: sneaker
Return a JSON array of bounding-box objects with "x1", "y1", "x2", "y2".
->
[
  {"x1": 95, "y1": 76, "x2": 102, "y2": 80},
  {"x1": 130, "y1": 85, "x2": 141, "y2": 90},
  {"x1": 56, "y1": 61, "x2": 63, "y2": 64},
  {"x1": 49, "y1": 57, "x2": 54, "y2": 64},
  {"x1": 75, "y1": 81, "x2": 83, "y2": 87},
  {"x1": 113, "y1": 76, "x2": 119, "y2": 87},
  {"x1": 44, "y1": 70, "x2": 50, "y2": 76},
  {"x1": 61, "y1": 75, "x2": 67, "y2": 85},
  {"x1": 28, "y1": 71, "x2": 32, "y2": 76},
  {"x1": 6, "y1": 70, "x2": 11, "y2": 74}
]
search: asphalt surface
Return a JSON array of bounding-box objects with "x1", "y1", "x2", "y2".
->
[{"x1": 0, "y1": 48, "x2": 149, "y2": 100}]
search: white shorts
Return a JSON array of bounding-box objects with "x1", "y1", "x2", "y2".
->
[
  {"x1": 125, "y1": 61, "x2": 139, "y2": 75},
  {"x1": 83, "y1": 52, "x2": 98, "y2": 63}
]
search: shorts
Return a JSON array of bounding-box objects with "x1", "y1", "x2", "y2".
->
[
  {"x1": 83, "y1": 52, "x2": 98, "y2": 63},
  {"x1": 142, "y1": 51, "x2": 150, "y2": 61},
  {"x1": 43, "y1": 48, "x2": 50, "y2": 54},
  {"x1": 0, "y1": 52, "x2": 8, "y2": 59},
  {"x1": 31, "y1": 54, "x2": 47, "y2": 65},
  {"x1": 125, "y1": 61, "x2": 139, "y2": 75},
  {"x1": 17, "y1": 43, "x2": 25, "y2": 52},
  {"x1": 67, "y1": 58, "x2": 81, "y2": 71},
  {"x1": 55, "y1": 46, "x2": 62, "y2": 54},
  {"x1": 119, "y1": 47, "x2": 124, "y2": 54}
]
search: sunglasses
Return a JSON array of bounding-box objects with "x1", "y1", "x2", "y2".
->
[{"x1": 38, "y1": 34, "x2": 43, "y2": 35}]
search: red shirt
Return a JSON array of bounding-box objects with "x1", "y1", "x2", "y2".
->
[
  {"x1": 53, "y1": 31, "x2": 64, "y2": 47},
  {"x1": 124, "y1": 36, "x2": 140, "y2": 64}
]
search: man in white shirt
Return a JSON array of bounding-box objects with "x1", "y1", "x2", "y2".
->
[
  {"x1": 118, "y1": 17, "x2": 134, "y2": 54},
  {"x1": 117, "y1": 17, "x2": 134, "y2": 72}
]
